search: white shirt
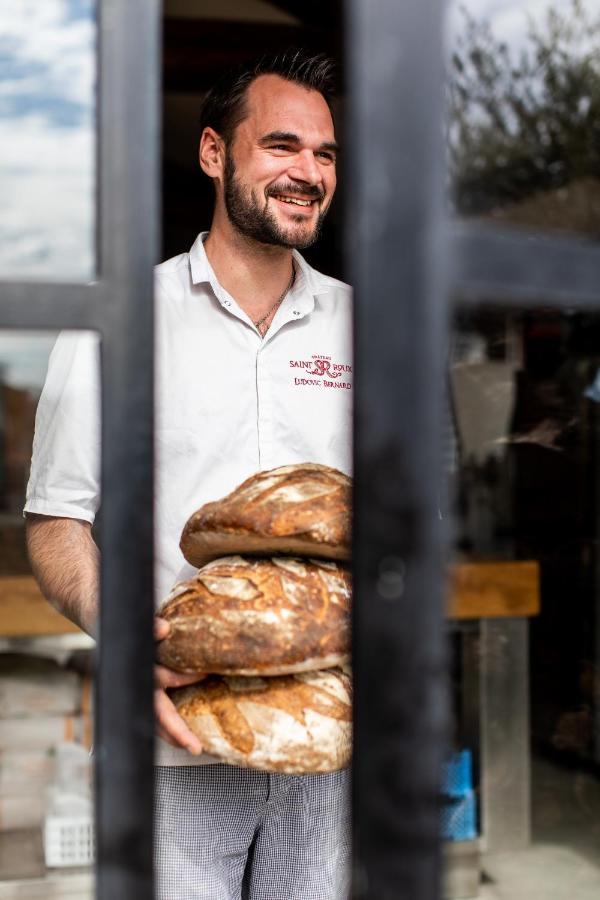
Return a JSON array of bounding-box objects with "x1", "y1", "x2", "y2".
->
[{"x1": 25, "y1": 232, "x2": 353, "y2": 764}]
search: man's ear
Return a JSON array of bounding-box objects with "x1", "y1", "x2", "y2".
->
[{"x1": 199, "y1": 127, "x2": 225, "y2": 178}]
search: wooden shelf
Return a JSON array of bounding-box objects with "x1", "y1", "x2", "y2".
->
[
  {"x1": 448, "y1": 560, "x2": 540, "y2": 620},
  {"x1": 0, "y1": 577, "x2": 81, "y2": 637},
  {"x1": 0, "y1": 560, "x2": 540, "y2": 638}
]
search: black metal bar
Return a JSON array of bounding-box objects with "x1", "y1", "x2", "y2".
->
[
  {"x1": 347, "y1": 1, "x2": 449, "y2": 898},
  {"x1": 450, "y1": 221, "x2": 600, "y2": 309},
  {"x1": 95, "y1": 1, "x2": 160, "y2": 898},
  {"x1": 0, "y1": 283, "x2": 107, "y2": 330}
]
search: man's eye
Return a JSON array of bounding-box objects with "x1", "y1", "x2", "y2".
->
[
  {"x1": 271, "y1": 144, "x2": 292, "y2": 152},
  {"x1": 317, "y1": 152, "x2": 336, "y2": 164}
]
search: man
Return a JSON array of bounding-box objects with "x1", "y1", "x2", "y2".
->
[{"x1": 25, "y1": 51, "x2": 352, "y2": 899}]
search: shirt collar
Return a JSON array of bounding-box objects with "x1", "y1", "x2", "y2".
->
[
  {"x1": 189, "y1": 231, "x2": 330, "y2": 312},
  {"x1": 188, "y1": 232, "x2": 221, "y2": 295}
]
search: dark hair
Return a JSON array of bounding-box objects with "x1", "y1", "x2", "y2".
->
[{"x1": 199, "y1": 49, "x2": 336, "y2": 146}]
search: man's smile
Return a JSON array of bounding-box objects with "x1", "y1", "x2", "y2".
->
[
  {"x1": 267, "y1": 189, "x2": 325, "y2": 218},
  {"x1": 272, "y1": 194, "x2": 316, "y2": 207}
]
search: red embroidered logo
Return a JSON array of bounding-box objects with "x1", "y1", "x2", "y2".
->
[
  {"x1": 310, "y1": 358, "x2": 338, "y2": 377},
  {"x1": 289, "y1": 355, "x2": 352, "y2": 390}
]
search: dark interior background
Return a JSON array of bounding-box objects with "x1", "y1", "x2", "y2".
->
[{"x1": 161, "y1": 0, "x2": 345, "y2": 279}]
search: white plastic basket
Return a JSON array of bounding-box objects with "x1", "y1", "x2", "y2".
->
[{"x1": 43, "y1": 813, "x2": 95, "y2": 867}]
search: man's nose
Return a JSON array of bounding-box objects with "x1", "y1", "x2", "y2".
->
[{"x1": 288, "y1": 149, "x2": 322, "y2": 186}]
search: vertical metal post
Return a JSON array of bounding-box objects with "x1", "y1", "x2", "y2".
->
[
  {"x1": 96, "y1": 1, "x2": 160, "y2": 897},
  {"x1": 480, "y1": 619, "x2": 531, "y2": 852},
  {"x1": 347, "y1": 1, "x2": 449, "y2": 898},
  {"x1": 592, "y1": 407, "x2": 600, "y2": 766}
]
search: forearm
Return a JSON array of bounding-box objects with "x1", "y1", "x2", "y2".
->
[
  {"x1": 25, "y1": 514, "x2": 100, "y2": 637},
  {"x1": 26, "y1": 514, "x2": 204, "y2": 752}
]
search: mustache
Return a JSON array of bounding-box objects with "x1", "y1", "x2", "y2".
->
[{"x1": 267, "y1": 182, "x2": 325, "y2": 201}]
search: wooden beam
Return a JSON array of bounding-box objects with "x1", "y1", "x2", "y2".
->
[
  {"x1": 0, "y1": 576, "x2": 81, "y2": 636},
  {"x1": 0, "y1": 561, "x2": 540, "y2": 638},
  {"x1": 448, "y1": 560, "x2": 540, "y2": 620}
]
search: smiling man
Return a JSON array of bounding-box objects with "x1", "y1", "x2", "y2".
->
[
  {"x1": 152, "y1": 54, "x2": 351, "y2": 900},
  {"x1": 25, "y1": 51, "x2": 352, "y2": 899},
  {"x1": 197, "y1": 59, "x2": 339, "y2": 337}
]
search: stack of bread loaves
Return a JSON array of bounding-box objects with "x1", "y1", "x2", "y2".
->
[{"x1": 157, "y1": 463, "x2": 352, "y2": 775}]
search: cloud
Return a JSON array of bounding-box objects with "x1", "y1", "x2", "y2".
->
[
  {"x1": 450, "y1": 0, "x2": 597, "y2": 49},
  {"x1": 0, "y1": 0, "x2": 95, "y2": 280}
]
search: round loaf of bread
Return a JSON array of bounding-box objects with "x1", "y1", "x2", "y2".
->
[
  {"x1": 180, "y1": 463, "x2": 351, "y2": 569},
  {"x1": 157, "y1": 556, "x2": 351, "y2": 675},
  {"x1": 172, "y1": 666, "x2": 352, "y2": 774}
]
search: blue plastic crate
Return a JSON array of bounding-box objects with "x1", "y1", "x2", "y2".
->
[
  {"x1": 441, "y1": 790, "x2": 477, "y2": 841},
  {"x1": 441, "y1": 749, "x2": 473, "y2": 799}
]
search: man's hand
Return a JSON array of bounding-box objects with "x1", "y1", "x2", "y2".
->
[{"x1": 154, "y1": 617, "x2": 205, "y2": 755}]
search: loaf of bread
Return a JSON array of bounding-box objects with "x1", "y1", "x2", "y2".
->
[
  {"x1": 157, "y1": 556, "x2": 351, "y2": 676},
  {"x1": 172, "y1": 666, "x2": 352, "y2": 773},
  {"x1": 180, "y1": 463, "x2": 351, "y2": 568}
]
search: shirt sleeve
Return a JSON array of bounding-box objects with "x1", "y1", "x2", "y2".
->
[{"x1": 24, "y1": 330, "x2": 101, "y2": 524}]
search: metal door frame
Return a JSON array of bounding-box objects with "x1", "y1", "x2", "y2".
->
[
  {"x1": 2, "y1": 1, "x2": 600, "y2": 898},
  {"x1": 0, "y1": 1, "x2": 160, "y2": 896}
]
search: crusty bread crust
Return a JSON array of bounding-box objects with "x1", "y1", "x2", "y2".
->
[
  {"x1": 172, "y1": 666, "x2": 352, "y2": 774},
  {"x1": 180, "y1": 463, "x2": 351, "y2": 568},
  {"x1": 157, "y1": 556, "x2": 351, "y2": 675}
]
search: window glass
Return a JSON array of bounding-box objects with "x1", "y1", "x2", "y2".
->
[
  {"x1": 0, "y1": 333, "x2": 56, "y2": 524},
  {"x1": 0, "y1": 1, "x2": 96, "y2": 281},
  {"x1": 0, "y1": 332, "x2": 95, "y2": 888},
  {"x1": 445, "y1": 3, "x2": 600, "y2": 896},
  {"x1": 446, "y1": 306, "x2": 600, "y2": 897},
  {"x1": 447, "y1": 0, "x2": 600, "y2": 241}
]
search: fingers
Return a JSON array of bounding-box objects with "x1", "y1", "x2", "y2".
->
[
  {"x1": 154, "y1": 617, "x2": 170, "y2": 641},
  {"x1": 156, "y1": 722, "x2": 181, "y2": 748},
  {"x1": 155, "y1": 664, "x2": 207, "y2": 690},
  {"x1": 154, "y1": 665, "x2": 206, "y2": 755},
  {"x1": 154, "y1": 688, "x2": 203, "y2": 755},
  {"x1": 152, "y1": 641, "x2": 206, "y2": 755}
]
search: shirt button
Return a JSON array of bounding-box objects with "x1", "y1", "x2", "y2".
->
[
  {"x1": 223, "y1": 300, "x2": 231, "y2": 307},
  {"x1": 292, "y1": 310, "x2": 300, "y2": 316}
]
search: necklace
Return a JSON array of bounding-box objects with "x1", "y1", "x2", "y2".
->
[{"x1": 252, "y1": 266, "x2": 295, "y2": 336}]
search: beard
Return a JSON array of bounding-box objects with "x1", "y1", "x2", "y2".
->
[{"x1": 223, "y1": 151, "x2": 329, "y2": 250}]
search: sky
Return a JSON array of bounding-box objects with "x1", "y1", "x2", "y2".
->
[
  {"x1": 449, "y1": 0, "x2": 600, "y2": 53},
  {"x1": 450, "y1": 0, "x2": 553, "y2": 35},
  {"x1": 0, "y1": 2, "x2": 95, "y2": 390},
  {"x1": 0, "y1": 0, "x2": 95, "y2": 282}
]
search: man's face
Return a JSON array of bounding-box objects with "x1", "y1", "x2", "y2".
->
[{"x1": 222, "y1": 74, "x2": 338, "y2": 250}]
